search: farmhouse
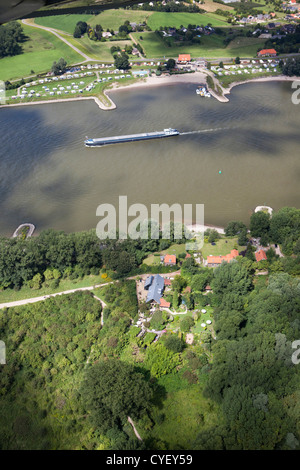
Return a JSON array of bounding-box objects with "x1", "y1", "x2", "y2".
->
[{"x1": 206, "y1": 249, "x2": 239, "y2": 268}]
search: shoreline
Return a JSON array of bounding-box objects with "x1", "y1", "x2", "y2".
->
[
  {"x1": 187, "y1": 224, "x2": 225, "y2": 235},
  {"x1": 222, "y1": 75, "x2": 299, "y2": 97},
  {"x1": 0, "y1": 94, "x2": 116, "y2": 111},
  {"x1": 1, "y1": 73, "x2": 298, "y2": 110}
]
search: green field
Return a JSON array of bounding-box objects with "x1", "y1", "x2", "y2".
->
[
  {"x1": 0, "y1": 24, "x2": 82, "y2": 81},
  {"x1": 147, "y1": 11, "x2": 229, "y2": 30},
  {"x1": 61, "y1": 33, "x2": 131, "y2": 61},
  {"x1": 34, "y1": 13, "x2": 94, "y2": 33},
  {"x1": 132, "y1": 31, "x2": 266, "y2": 59},
  {"x1": 89, "y1": 9, "x2": 153, "y2": 31}
]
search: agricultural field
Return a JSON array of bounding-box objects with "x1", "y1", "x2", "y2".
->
[
  {"x1": 132, "y1": 31, "x2": 266, "y2": 59},
  {"x1": 0, "y1": 24, "x2": 82, "y2": 82},
  {"x1": 147, "y1": 11, "x2": 230, "y2": 30}
]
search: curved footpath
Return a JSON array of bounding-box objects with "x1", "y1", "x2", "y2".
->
[{"x1": 22, "y1": 19, "x2": 92, "y2": 61}]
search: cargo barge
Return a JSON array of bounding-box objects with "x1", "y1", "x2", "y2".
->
[{"x1": 84, "y1": 128, "x2": 179, "y2": 147}]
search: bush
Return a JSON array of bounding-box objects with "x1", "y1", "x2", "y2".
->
[
  {"x1": 164, "y1": 335, "x2": 184, "y2": 353},
  {"x1": 180, "y1": 316, "x2": 194, "y2": 333}
]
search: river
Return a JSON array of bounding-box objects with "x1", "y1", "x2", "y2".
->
[{"x1": 0, "y1": 80, "x2": 299, "y2": 236}]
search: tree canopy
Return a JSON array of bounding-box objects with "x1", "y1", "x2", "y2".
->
[{"x1": 83, "y1": 359, "x2": 153, "y2": 432}]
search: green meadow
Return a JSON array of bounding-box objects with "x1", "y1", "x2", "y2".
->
[
  {"x1": 60, "y1": 33, "x2": 131, "y2": 61},
  {"x1": 88, "y1": 9, "x2": 154, "y2": 31},
  {"x1": 34, "y1": 14, "x2": 94, "y2": 33},
  {"x1": 147, "y1": 11, "x2": 230, "y2": 30},
  {"x1": 0, "y1": 24, "x2": 82, "y2": 81},
  {"x1": 132, "y1": 31, "x2": 266, "y2": 59}
]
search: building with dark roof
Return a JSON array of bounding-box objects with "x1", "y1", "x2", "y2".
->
[
  {"x1": 145, "y1": 274, "x2": 165, "y2": 303},
  {"x1": 144, "y1": 275, "x2": 153, "y2": 290}
]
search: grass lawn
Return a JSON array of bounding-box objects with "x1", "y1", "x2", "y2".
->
[
  {"x1": 148, "y1": 382, "x2": 220, "y2": 448},
  {"x1": 0, "y1": 24, "x2": 82, "y2": 82},
  {"x1": 200, "y1": 237, "x2": 242, "y2": 258},
  {"x1": 147, "y1": 11, "x2": 229, "y2": 30},
  {"x1": 133, "y1": 31, "x2": 266, "y2": 59},
  {"x1": 34, "y1": 14, "x2": 94, "y2": 34},
  {"x1": 0, "y1": 273, "x2": 110, "y2": 304},
  {"x1": 143, "y1": 243, "x2": 187, "y2": 266}
]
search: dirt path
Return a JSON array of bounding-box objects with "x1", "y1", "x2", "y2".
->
[
  {"x1": 128, "y1": 416, "x2": 142, "y2": 441},
  {"x1": 129, "y1": 33, "x2": 144, "y2": 59},
  {"x1": 0, "y1": 282, "x2": 114, "y2": 310},
  {"x1": 93, "y1": 294, "x2": 107, "y2": 326}
]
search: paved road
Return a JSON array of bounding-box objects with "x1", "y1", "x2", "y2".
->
[{"x1": 22, "y1": 19, "x2": 92, "y2": 61}]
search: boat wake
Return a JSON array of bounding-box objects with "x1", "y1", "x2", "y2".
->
[{"x1": 180, "y1": 127, "x2": 234, "y2": 135}]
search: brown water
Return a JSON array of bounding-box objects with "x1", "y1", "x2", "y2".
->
[{"x1": 0, "y1": 80, "x2": 299, "y2": 236}]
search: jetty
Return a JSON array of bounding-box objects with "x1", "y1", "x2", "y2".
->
[{"x1": 12, "y1": 223, "x2": 35, "y2": 239}]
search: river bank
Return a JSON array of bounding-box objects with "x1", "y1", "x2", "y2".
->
[
  {"x1": 1, "y1": 72, "x2": 298, "y2": 111},
  {"x1": 222, "y1": 75, "x2": 299, "y2": 97}
]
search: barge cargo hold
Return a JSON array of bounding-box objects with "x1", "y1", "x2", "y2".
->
[{"x1": 84, "y1": 128, "x2": 179, "y2": 147}]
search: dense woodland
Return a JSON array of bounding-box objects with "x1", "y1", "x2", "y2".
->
[
  {"x1": 0, "y1": 207, "x2": 299, "y2": 449},
  {"x1": 0, "y1": 223, "x2": 189, "y2": 290}
]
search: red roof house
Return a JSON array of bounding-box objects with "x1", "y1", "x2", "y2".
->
[
  {"x1": 164, "y1": 254, "x2": 176, "y2": 266},
  {"x1": 160, "y1": 298, "x2": 171, "y2": 308},
  {"x1": 207, "y1": 249, "x2": 239, "y2": 267},
  {"x1": 178, "y1": 54, "x2": 191, "y2": 63},
  {"x1": 255, "y1": 250, "x2": 267, "y2": 262},
  {"x1": 257, "y1": 49, "x2": 277, "y2": 57}
]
